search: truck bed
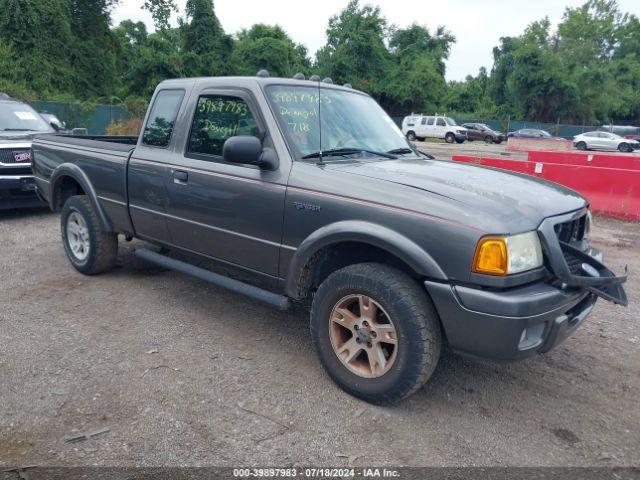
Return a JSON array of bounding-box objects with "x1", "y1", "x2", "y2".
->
[{"x1": 35, "y1": 134, "x2": 138, "y2": 152}]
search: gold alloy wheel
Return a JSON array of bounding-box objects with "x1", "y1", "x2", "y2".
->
[{"x1": 329, "y1": 294, "x2": 398, "y2": 378}]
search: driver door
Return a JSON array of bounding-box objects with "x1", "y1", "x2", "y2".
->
[{"x1": 163, "y1": 88, "x2": 288, "y2": 278}]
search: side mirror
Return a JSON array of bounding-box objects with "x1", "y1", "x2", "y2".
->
[
  {"x1": 222, "y1": 136, "x2": 278, "y2": 170},
  {"x1": 50, "y1": 122, "x2": 60, "y2": 132}
]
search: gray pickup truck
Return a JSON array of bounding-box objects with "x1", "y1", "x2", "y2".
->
[{"x1": 32, "y1": 74, "x2": 627, "y2": 404}]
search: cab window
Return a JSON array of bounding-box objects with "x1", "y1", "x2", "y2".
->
[
  {"x1": 187, "y1": 95, "x2": 259, "y2": 157},
  {"x1": 436, "y1": 118, "x2": 446, "y2": 127},
  {"x1": 142, "y1": 89, "x2": 185, "y2": 147}
]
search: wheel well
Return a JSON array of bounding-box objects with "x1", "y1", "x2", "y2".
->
[
  {"x1": 54, "y1": 176, "x2": 85, "y2": 211},
  {"x1": 294, "y1": 242, "x2": 422, "y2": 301}
]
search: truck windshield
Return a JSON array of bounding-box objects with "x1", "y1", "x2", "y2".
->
[
  {"x1": 0, "y1": 102, "x2": 52, "y2": 132},
  {"x1": 266, "y1": 85, "x2": 410, "y2": 159}
]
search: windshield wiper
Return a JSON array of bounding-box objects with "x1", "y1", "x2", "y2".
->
[
  {"x1": 386, "y1": 148, "x2": 414, "y2": 155},
  {"x1": 302, "y1": 148, "x2": 397, "y2": 160},
  {"x1": 2, "y1": 128, "x2": 31, "y2": 131},
  {"x1": 387, "y1": 147, "x2": 435, "y2": 159}
]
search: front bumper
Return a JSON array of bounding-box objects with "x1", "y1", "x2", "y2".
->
[
  {"x1": 455, "y1": 132, "x2": 467, "y2": 141},
  {"x1": 0, "y1": 174, "x2": 44, "y2": 209},
  {"x1": 426, "y1": 208, "x2": 627, "y2": 361},
  {"x1": 425, "y1": 279, "x2": 597, "y2": 361}
]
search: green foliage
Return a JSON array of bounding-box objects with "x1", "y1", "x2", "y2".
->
[
  {"x1": 483, "y1": 1, "x2": 640, "y2": 123},
  {"x1": 181, "y1": 0, "x2": 231, "y2": 76},
  {"x1": 0, "y1": 0, "x2": 638, "y2": 126},
  {"x1": 230, "y1": 24, "x2": 310, "y2": 77},
  {"x1": 315, "y1": 0, "x2": 391, "y2": 93}
]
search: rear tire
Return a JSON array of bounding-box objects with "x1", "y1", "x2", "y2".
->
[
  {"x1": 61, "y1": 195, "x2": 118, "y2": 275},
  {"x1": 310, "y1": 263, "x2": 442, "y2": 405},
  {"x1": 618, "y1": 143, "x2": 631, "y2": 153},
  {"x1": 445, "y1": 133, "x2": 455, "y2": 144},
  {"x1": 576, "y1": 141, "x2": 587, "y2": 151},
  {"x1": 406, "y1": 131, "x2": 416, "y2": 141}
]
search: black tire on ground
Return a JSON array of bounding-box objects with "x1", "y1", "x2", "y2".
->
[
  {"x1": 406, "y1": 131, "x2": 416, "y2": 141},
  {"x1": 310, "y1": 263, "x2": 442, "y2": 405},
  {"x1": 618, "y1": 143, "x2": 631, "y2": 153},
  {"x1": 61, "y1": 195, "x2": 118, "y2": 275},
  {"x1": 485, "y1": 135, "x2": 494, "y2": 144},
  {"x1": 576, "y1": 141, "x2": 587, "y2": 151},
  {"x1": 445, "y1": 133, "x2": 455, "y2": 144}
]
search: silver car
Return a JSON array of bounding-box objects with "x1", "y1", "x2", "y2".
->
[{"x1": 573, "y1": 131, "x2": 640, "y2": 153}]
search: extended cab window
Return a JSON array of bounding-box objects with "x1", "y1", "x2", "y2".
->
[
  {"x1": 426, "y1": 117, "x2": 435, "y2": 126},
  {"x1": 142, "y1": 89, "x2": 184, "y2": 147},
  {"x1": 187, "y1": 95, "x2": 259, "y2": 157}
]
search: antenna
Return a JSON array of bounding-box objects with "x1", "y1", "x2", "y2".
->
[{"x1": 317, "y1": 76, "x2": 324, "y2": 166}]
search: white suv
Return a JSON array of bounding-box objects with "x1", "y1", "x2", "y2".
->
[{"x1": 402, "y1": 115, "x2": 467, "y2": 143}]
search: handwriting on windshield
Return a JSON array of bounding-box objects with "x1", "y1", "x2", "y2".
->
[
  {"x1": 198, "y1": 98, "x2": 249, "y2": 116},
  {"x1": 270, "y1": 91, "x2": 331, "y2": 105}
]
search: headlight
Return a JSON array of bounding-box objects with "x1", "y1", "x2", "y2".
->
[{"x1": 473, "y1": 231, "x2": 543, "y2": 276}]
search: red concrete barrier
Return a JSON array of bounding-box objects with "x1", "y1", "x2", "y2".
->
[{"x1": 453, "y1": 153, "x2": 640, "y2": 221}]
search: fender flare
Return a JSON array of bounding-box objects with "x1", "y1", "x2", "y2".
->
[
  {"x1": 284, "y1": 220, "x2": 447, "y2": 298},
  {"x1": 50, "y1": 163, "x2": 113, "y2": 232}
]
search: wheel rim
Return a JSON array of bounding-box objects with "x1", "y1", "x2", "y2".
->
[
  {"x1": 329, "y1": 294, "x2": 398, "y2": 378},
  {"x1": 66, "y1": 211, "x2": 90, "y2": 261}
]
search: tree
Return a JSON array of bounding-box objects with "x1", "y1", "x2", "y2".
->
[
  {"x1": 0, "y1": 0, "x2": 74, "y2": 95},
  {"x1": 315, "y1": 0, "x2": 391, "y2": 93},
  {"x1": 230, "y1": 24, "x2": 310, "y2": 77},
  {"x1": 181, "y1": 0, "x2": 231, "y2": 76},
  {"x1": 68, "y1": 0, "x2": 121, "y2": 98},
  {"x1": 384, "y1": 24, "x2": 454, "y2": 114}
]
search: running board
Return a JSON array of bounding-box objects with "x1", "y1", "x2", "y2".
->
[{"x1": 134, "y1": 248, "x2": 291, "y2": 311}]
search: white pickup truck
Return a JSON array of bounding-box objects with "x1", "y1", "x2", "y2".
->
[{"x1": 401, "y1": 114, "x2": 467, "y2": 144}]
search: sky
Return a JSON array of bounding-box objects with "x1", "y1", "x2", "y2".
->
[{"x1": 111, "y1": 0, "x2": 639, "y2": 81}]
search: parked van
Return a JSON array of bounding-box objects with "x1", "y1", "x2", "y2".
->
[{"x1": 402, "y1": 115, "x2": 467, "y2": 143}]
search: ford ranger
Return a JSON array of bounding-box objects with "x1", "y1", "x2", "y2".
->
[{"x1": 32, "y1": 74, "x2": 627, "y2": 404}]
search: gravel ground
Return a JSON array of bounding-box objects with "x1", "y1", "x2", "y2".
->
[{"x1": 0, "y1": 208, "x2": 638, "y2": 467}]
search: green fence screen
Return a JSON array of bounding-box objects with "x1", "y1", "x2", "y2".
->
[{"x1": 32, "y1": 100, "x2": 131, "y2": 135}]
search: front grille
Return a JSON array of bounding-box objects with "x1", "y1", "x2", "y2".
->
[
  {"x1": 561, "y1": 247, "x2": 584, "y2": 275},
  {"x1": 0, "y1": 148, "x2": 30, "y2": 165},
  {"x1": 554, "y1": 214, "x2": 587, "y2": 244}
]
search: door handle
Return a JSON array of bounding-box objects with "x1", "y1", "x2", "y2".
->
[{"x1": 173, "y1": 170, "x2": 188, "y2": 184}]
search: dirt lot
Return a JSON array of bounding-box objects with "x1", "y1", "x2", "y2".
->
[
  {"x1": 1, "y1": 208, "x2": 638, "y2": 467},
  {"x1": 415, "y1": 140, "x2": 520, "y2": 161}
]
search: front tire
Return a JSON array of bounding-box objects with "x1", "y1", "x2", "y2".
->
[
  {"x1": 61, "y1": 195, "x2": 118, "y2": 275},
  {"x1": 310, "y1": 263, "x2": 442, "y2": 405},
  {"x1": 618, "y1": 142, "x2": 631, "y2": 153},
  {"x1": 445, "y1": 133, "x2": 455, "y2": 144},
  {"x1": 485, "y1": 135, "x2": 494, "y2": 144}
]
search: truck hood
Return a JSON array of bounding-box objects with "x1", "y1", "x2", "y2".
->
[
  {"x1": 326, "y1": 158, "x2": 587, "y2": 232},
  {"x1": 0, "y1": 131, "x2": 38, "y2": 142}
]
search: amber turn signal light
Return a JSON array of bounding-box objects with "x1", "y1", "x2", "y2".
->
[{"x1": 472, "y1": 237, "x2": 508, "y2": 276}]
